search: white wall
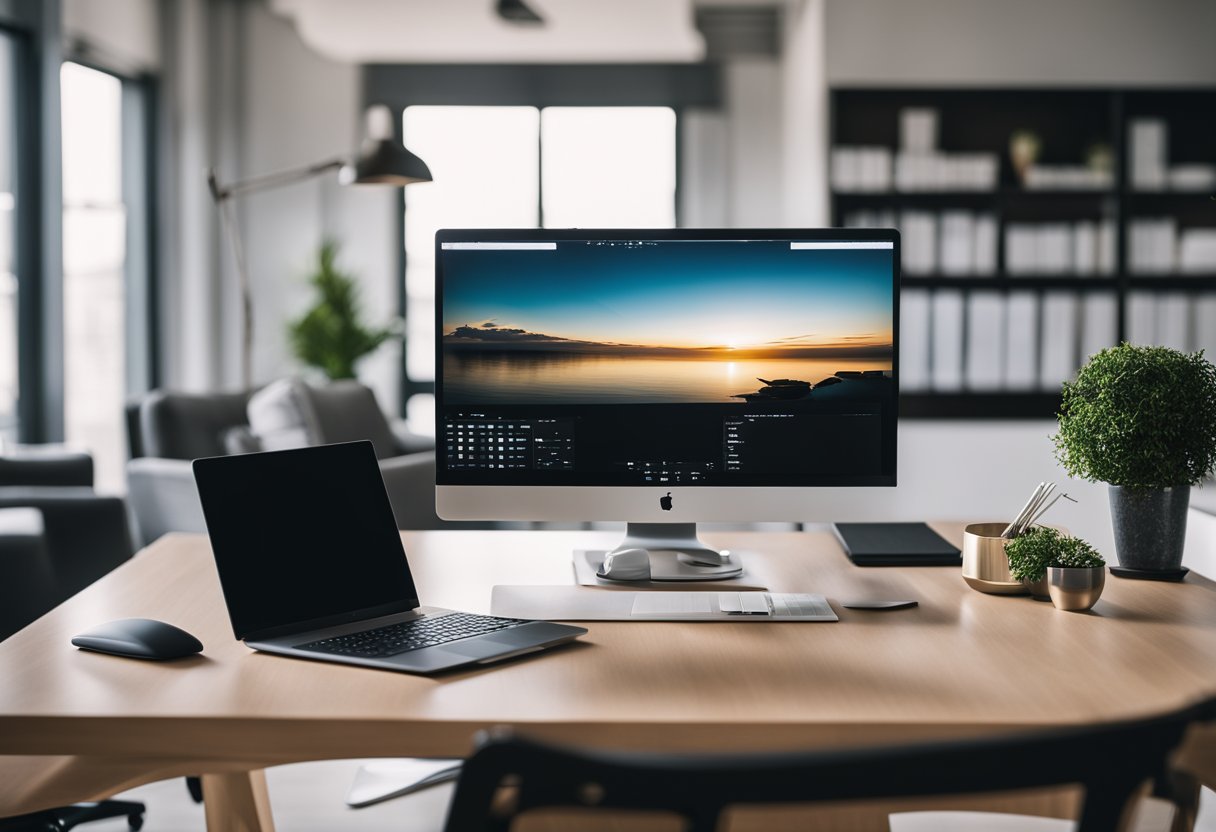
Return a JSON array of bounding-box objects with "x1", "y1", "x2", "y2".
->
[
  {"x1": 63, "y1": 0, "x2": 160, "y2": 72},
  {"x1": 159, "y1": 0, "x2": 400, "y2": 410},
  {"x1": 238, "y1": 2, "x2": 398, "y2": 409},
  {"x1": 825, "y1": 0, "x2": 1216, "y2": 85}
]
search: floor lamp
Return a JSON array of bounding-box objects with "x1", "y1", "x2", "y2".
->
[{"x1": 207, "y1": 106, "x2": 432, "y2": 389}]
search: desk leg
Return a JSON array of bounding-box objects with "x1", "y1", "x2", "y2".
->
[{"x1": 202, "y1": 769, "x2": 276, "y2": 832}]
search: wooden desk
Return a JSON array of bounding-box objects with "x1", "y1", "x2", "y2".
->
[{"x1": 3, "y1": 526, "x2": 1216, "y2": 831}]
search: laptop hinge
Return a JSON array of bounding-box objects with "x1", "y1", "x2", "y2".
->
[{"x1": 243, "y1": 602, "x2": 422, "y2": 643}]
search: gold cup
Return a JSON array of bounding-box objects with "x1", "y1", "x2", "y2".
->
[
  {"x1": 1046, "y1": 566, "x2": 1105, "y2": 611},
  {"x1": 962, "y1": 522, "x2": 1028, "y2": 595}
]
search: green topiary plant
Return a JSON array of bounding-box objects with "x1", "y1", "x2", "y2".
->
[
  {"x1": 1052, "y1": 343, "x2": 1216, "y2": 488},
  {"x1": 289, "y1": 241, "x2": 399, "y2": 380},
  {"x1": 1005, "y1": 526, "x2": 1105, "y2": 582}
]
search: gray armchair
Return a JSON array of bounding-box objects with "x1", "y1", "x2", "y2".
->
[
  {"x1": 125, "y1": 381, "x2": 443, "y2": 546},
  {"x1": 0, "y1": 450, "x2": 134, "y2": 638}
]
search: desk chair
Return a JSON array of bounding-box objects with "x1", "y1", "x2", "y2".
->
[{"x1": 441, "y1": 699, "x2": 1207, "y2": 832}]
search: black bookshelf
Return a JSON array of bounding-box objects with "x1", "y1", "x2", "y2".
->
[{"x1": 831, "y1": 87, "x2": 1216, "y2": 419}]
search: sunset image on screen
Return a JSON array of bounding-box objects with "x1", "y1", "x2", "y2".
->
[{"x1": 441, "y1": 242, "x2": 894, "y2": 405}]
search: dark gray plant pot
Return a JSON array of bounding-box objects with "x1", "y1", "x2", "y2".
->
[{"x1": 1108, "y1": 485, "x2": 1190, "y2": 571}]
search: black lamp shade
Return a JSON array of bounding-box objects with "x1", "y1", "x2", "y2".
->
[{"x1": 347, "y1": 138, "x2": 432, "y2": 186}]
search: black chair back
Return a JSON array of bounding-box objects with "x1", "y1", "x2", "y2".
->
[{"x1": 443, "y1": 699, "x2": 1210, "y2": 832}]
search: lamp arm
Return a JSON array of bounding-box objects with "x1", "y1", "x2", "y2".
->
[{"x1": 207, "y1": 157, "x2": 347, "y2": 202}]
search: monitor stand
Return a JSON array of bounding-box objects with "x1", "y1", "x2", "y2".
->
[{"x1": 597, "y1": 523, "x2": 744, "y2": 582}]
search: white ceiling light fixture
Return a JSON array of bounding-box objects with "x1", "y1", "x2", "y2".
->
[{"x1": 270, "y1": 0, "x2": 705, "y2": 64}]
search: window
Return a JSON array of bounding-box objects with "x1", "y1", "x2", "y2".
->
[
  {"x1": 61, "y1": 61, "x2": 154, "y2": 492},
  {"x1": 0, "y1": 32, "x2": 17, "y2": 442},
  {"x1": 402, "y1": 105, "x2": 677, "y2": 434}
]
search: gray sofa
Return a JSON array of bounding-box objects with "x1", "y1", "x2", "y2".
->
[{"x1": 125, "y1": 381, "x2": 443, "y2": 546}]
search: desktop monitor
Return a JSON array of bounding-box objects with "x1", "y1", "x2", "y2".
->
[{"x1": 434, "y1": 228, "x2": 899, "y2": 579}]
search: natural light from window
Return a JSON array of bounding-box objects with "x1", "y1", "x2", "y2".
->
[
  {"x1": 541, "y1": 107, "x2": 676, "y2": 229},
  {"x1": 61, "y1": 62, "x2": 126, "y2": 492},
  {"x1": 0, "y1": 35, "x2": 17, "y2": 443}
]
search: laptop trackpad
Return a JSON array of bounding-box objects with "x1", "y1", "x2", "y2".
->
[{"x1": 443, "y1": 633, "x2": 523, "y2": 659}]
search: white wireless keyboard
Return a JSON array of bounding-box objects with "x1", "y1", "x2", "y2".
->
[{"x1": 491, "y1": 586, "x2": 839, "y2": 622}]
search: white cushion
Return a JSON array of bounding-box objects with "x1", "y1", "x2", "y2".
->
[{"x1": 246, "y1": 378, "x2": 320, "y2": 452}]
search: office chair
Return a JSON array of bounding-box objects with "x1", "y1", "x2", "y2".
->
[
  {"x1": 441, "y1": 698, "x2": 1210, "y2": 832},
  {"x1": 0, "y1": 801, "x2": 145, "y2": 831}
]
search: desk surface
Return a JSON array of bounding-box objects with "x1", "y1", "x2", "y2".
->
[{"x1": 3, "y1": 526, "x2": 1216, "y2": 823}]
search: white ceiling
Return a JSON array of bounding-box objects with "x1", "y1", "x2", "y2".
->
[{"x1": 270, "y1": 0, "x2": 707, "y2": 64}]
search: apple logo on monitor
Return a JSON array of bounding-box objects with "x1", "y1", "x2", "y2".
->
[{"x1": 660, "y1": 492, "x2": 673, "y2": 511}]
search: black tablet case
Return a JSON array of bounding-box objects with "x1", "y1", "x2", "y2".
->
[{"x1": 833, "y1": 522, "x2": 961, "y2": 566}]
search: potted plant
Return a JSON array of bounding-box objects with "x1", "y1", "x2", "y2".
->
[
  {"x1": 1004, "y1": 525, "x2": 1054, "y2": 600},
  {"x1": 289, "y1": 241, "x2": 399, "y2": 380},
  {"x1": 1006, "y1": 527, "x2": 1106, "y2": 611},
  {"x1": 1053, "y1": 344, "x2": 1216, "y2": 578}
]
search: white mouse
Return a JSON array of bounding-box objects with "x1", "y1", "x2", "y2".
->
[{"x1": 599, "y1": 548, "x2": 652, "y2": 581}]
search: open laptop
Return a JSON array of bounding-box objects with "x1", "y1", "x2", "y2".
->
[{"x1": 193, "y1": 441, "x2": 586, "y2": 674}]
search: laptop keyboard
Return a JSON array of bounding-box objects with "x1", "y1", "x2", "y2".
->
[{"x1": 296, "y1": 612, "x2": 528, "y2": 659}]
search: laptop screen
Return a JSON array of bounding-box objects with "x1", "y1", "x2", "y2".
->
[{"x1": 193, "y1": 441, "x2": 421, "y2": 640}]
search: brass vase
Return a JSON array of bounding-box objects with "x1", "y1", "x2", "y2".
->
[
  {"x1": 1047, "y1": 566, "x2": 1105, "y2": 611},
  {"x1": 962, "y1": 523, "x2": 1028, "y2": 595}
]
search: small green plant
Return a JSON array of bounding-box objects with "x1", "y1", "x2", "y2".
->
[
  {"x1": 1053, "y1": 344, "x2": 1216, "y2": 488},
  {"x1": 289, "y1": 241, "x2": 398, "y2": 380},
  {"x1": 1005, "y1": 527, "x2": 1105, "y2": 582}
]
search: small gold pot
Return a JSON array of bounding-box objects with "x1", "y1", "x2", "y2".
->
[
  {"x1": 962, "y1": 522, "x2": 1028, "y2": 595},
  {"x1": 1047, "y1": 566, "x2": 1105, "y2": 611}
]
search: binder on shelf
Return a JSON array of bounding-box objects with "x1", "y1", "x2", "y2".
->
[
  {"x1": 1039, "y1": 292, "x2": 1078, "y2": 391},
  {"x1": 1097, "y1": 219, "x2": 1117, "y2": 275},
  {"x1": 965, "y1": 292, "x2": 1005, "y2": 391},
  {"x1": 1035, "y1": 224, "x2": 1072, "y2": 274},
  {"x1": 973, "y1": 215, "x2": 998, "y2": 276},
  {"x1": 1156, "y1": 293, "x2": 1190, "y2": 352},
  {"x1": 1129, "y1": 218, "x2": 1177, "y2": 274},
  {"x1": 1196, "y1": 296, "x2": 1216, "y2": 359},
  {"x1": 900, "y1": 290, "x2": 932, "y2": 392},
  {"x1": 1126, "y1": 293, "x2": 1156, "y2": 346},
  {"x1": 1179, "y1": 229, "x2": 1216, "y2": 274},
  {"x1": 1004, "y1": 293, "x2": 1038, "y2": 391},
  {"x1": 900, "y1": 210, "x2": 937, "y2": 275},
  {"x1": 930, "y1": 290, "x2": 965, "y2": 392},
  {"x1": 939, "y1": 211, "x2": 975, "y2": 275},
  {"x1": 1072, "y1": 221, "x2": 1097, "y2": 276},
  {"x1": 900, "y1": 108, "x2": 938, "y2": 154},
  {"x1": 1130, "y1": 119, "x2": 1168, "y2": 191},
  {"x1": 1005, "y1": 225, "x2": 1036, "y2": 275},
  {"x1": 1080, "y1": 294, "x2": 1118, "y2": 364}
]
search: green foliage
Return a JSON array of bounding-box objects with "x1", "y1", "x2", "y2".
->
[
  {"x1": 289, "y1": 242, "x2": 398, "y2": 380},
  {"x1": 1005, "y1": 526, "x2": 1105, "y2": 582},
  {"x1": 1053, "y1": 343, "x2": 1216, "y2": 488}
]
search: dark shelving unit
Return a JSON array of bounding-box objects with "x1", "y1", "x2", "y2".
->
[{"x1": 831, "y1": 87, "x2": 1216, "y2": 419}]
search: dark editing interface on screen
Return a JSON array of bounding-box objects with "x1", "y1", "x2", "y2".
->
[{"x1": 436, "y1": 237, "x2": 897, "y2": 487}]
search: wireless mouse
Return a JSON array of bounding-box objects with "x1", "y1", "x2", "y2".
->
[
  {"x1": 599, "y1": 548, "x2": 652, "y2": 581},
  {"x1": 72, "y1": 618, "x2": 203, "y2": 660}
]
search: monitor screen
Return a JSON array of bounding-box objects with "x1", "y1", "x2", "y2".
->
[{"x1": 434, "y1": 229, "x2": 898, "y2": 519}]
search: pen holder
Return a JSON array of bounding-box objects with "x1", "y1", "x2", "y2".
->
[{"x1": 962, "y1": 523, "x2": 1029, "y2": 596}]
